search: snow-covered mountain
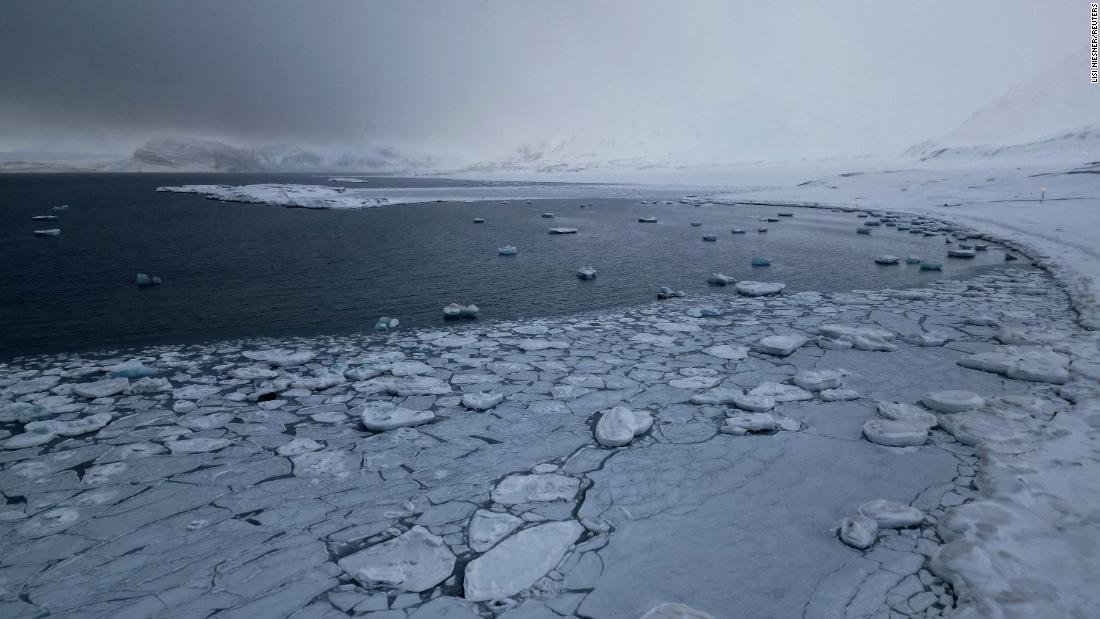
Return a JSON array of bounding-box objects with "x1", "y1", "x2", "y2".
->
[
  {"x1": 130, "y1": 137, "x2": 262, "y2": 172},
  {"x1": 905, "y1": 52, "x2": 1099, "y2": 162},
  {"x1": 122, "y1": 137, "x2": 442, "y2": 174}
]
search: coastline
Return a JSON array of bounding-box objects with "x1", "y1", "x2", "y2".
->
[{"x1": 2, "y1": 222, "x2": 1095, "y2": 616}]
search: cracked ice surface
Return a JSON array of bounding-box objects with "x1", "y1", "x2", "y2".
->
[{"x1": 0, "y1": 266, "x2": 1095, "y2": 618}]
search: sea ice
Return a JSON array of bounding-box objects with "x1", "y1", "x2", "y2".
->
[
  {"x1": 468, "y1": 510, "x2": 524, "y2": 553},
  {"x1": 360, "y1": 401, "x2": 435, "y2": 431},
  {"x1": 641, "y1": 603, "x2": 716, "y2": 619},
  {"x1": 491, "y1": 474, "x2": 579, "y2": 505},
  {"x1": 754, "y1": 334, "x2": 808, "y2": 356},
  {"x1": 462, "y1": 391, "x2": 504, "y2": 410},
  {"x1": 723, "y1": 412, "x2": 777, "y2": 435},
  {"x1": 73, "y1": 377, "x2": 130, "y2": 398},
  {"x1": 338, "y1": 526, "x2": 456, "y2": 592},
  {"x1": 463, "y1": 521, "x2": 583, "y2": 601},
  {"x1": 792, "y1": 369, "x2": 846, "y2": 392},
  {"x1": 876, "y1": 401, "x2": 938, "y2": 428},
  {"x1": 858, "y1": 499, "x2": 925, "y2": 528},
  {"x1": 862, "y1": 418, "x2": 929, "y2": 447},
  {"x1": 443, "y1": 303, "x2": 480, "y2": 318},
  {"x1": 735, "y1": 281, "x2": 785, "y2": 296},
  {"x1": 242, "y1": 349, "x2": 317, "y2": 367},
  {"x1": 748, "y1": 382, "x2": 813, "y2": 402},
  {"x1": 706, "y1": 273, "x2": 735, "y2": 286},
  {"x1": 921, "y1": 390, "x2": 984, "y2": 413},
  {"x1": 839, "y1": 515, "x2": 878, "y2": 549},
  {"x1": 374, "y1": 317, "x2": 400, "y2": 331},
  {"x1": 594, "y1": 406, "x2": 653, "y2": 447}
]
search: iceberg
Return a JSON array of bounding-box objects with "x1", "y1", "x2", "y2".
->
[
  {"x1": 135, "y1": 273, "x2": 163, "y2": 286},
  {"x1": 31, "y1": 215, "x2": 58, "y2": 221},
  {"x1": 53, "y1": 204, "x2": 69, "y2": 210},
  {"x1": 920, "y1": 261, "x2": 943, "y2": 271},
  {"x1": 547, "y1": 227, "x2": 578, "y2": 234},
  {"x1": 595, "y1": 406, "x2": 653, "y2": 447},
  {"x1": 905, "y1": 255, "x2": 923, "y2": 264},
  {"x1": 757, "y1": 227, "x2": 768, "y2": 232},
  {"x1": 656, "y1": 286, "x2": 685, "y2": 300},
  {"x1": 473, "y1": 217, "x2": 484, "y2": 223},
  {"x1": 706, "y1": 272, "x2": 735, "y2": 286},
  {"x1": 857, "y1": 227, "x2": 871, "y2": 235},
  {"x1": 497, "y1": 245, "x2": 517, "y2": 256},
  {"x1": 541, "y1": 212, "x2": 555, "y2": 218},
  {"x1": 690, "y1": 222, "x2": 702, "y2": 227},
  {"x1": 373, "y1": 316, "x2": 399, "y2": 331},
  {"x1": 735, "y1": 281, "x2": 785, "y2": 296},
  {"x1": 948, "y1": 248, "x2": 976, "y2": 258},
  {"x1": 638, "y1": 216, "x2": 658, "y2": 223},
  {"x1": 730, "y1": 228, "x2": 746, "y2": 234},
  {"x1": 34, "y1": 229, "x2": 61, "y2": 236},
  {"x1": 874, "y1": 255, "x2": 900, "y2": 265},
  {"x1": 751, "y1": 257, "x2": 771, "y2": 267},
  {"x1": 702, "y1": 234, "x2": 718, "y2": 242},
  {"x1": 576, "y1": 265, "x2": 597, "y2": 280},
  {"x1": 443, "y1": 303, "x2": 480, "y2": 319},
  {"x1": 107, "y1": 360, "x2": 158, "y2": 378}
]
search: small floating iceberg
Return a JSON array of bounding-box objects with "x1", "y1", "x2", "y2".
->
[
  {"x1": 443, "y1": 303, "x2": 479, "y2": 319},
  {"x1": 905, "y1": 255, "x2": 922, "y2": 264},
  {"x1": 657, "y1": 287, "x2": 686, "y2": 300},
  {"x1": 973, "y1": 243, "x2": 989, "y2": 250},
  {"x1": 576, "y1": 265, "x2": 597, "y2": 280},
  {"x1": 857, "y1": 227, "x2": 871, "y2": 235},
  {"x1": 541, "y1": 212, "x2": 554, "y2": 218},
  {"x1": 865, "y1": 219, "x2": 882, "y2": 226},
  {"x1": 736, "y1": 281, "x2": 786, "y2": 297},
  {"x1": 731, "y1": 229, "x2": 746, "y2": 234},
  {"x1": 757, "y1": 227, "x2": 768, "y2": 233},
  {"x1": 473, "y1": 218, "x2": 484, "y2": 223},
  {"x1": 707, "y1": 273, "x2": 735, "y2": 286},
  {"x1": 702, "y1": 234, "x2": 718, "y2": 242},
  {"x1": 374, "y1": 317, "x2": 400, "y2": 331},
  {"x1": 31, "y1": 215, "x2": 58, "y2": 221},
  {"x1": 498, "y1": 245, "x2": 518, "y2": 256},
  {"x1": 947, "y1": 248, "x2": 976, "y2": 258},
  {"x1": 547, "y1": 227, "x2": 578, "y2": 234},
  {"x1": 34, "y1": 229, "x2": 60, "y2": 237},
  {"x1": 135, "y1": 273, "x2": 163, "y2": 286},
  {"x1": 690, "y1": 222, "x2": 702, "y2": 227},
  {"x1": 778, "y1": 212, "x2": 793, "y2": 217},
  {"x1": 638, "y1": 217, "x2": 658, "y2": 223},
  {"x1": 874, "y1": 255, "x2": 900, "y2": 265},
  {"x1": 53, "y1": 204, "x2": 70, "y2": 211},
  {"x1": 751, "y1": 257, "x2": 771, "y2": 267},
  {"x1": 766, "y1": 217, "x2": 779, "y2": 223},
  {"x1": 919, "y1": 261, "x2": 943, "y2": 271}
]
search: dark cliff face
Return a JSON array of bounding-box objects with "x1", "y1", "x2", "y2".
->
[{"x1": 131, "y1": 137, "x2": 263, "y2": 172}]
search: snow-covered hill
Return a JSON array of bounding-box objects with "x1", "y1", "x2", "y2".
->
[{"x1": 905, "y1": 52, "x2": 1099, "y2": 162}]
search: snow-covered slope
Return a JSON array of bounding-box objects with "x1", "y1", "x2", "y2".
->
[
  {"x1": 130, "y1": 137, "x2": 263, "y2": 172},
  {"x1": 906, "y1": 53, "x2": 1099, "y2": 162}
]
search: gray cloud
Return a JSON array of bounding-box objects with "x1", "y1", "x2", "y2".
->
[{"x1": 0, "y1": 0, "x2": 1081, "y2": 161}]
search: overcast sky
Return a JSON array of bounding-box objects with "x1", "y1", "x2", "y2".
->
[{"x1": 0, "y1": 1, "x2": 1081, "y2": 162}]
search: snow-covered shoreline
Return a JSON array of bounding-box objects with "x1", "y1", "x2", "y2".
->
[{"x1": 2, "y1": 251, "x2": 1097, "y2": 616}]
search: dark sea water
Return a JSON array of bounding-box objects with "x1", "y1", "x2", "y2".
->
[{"x1": 1, "y1": 173, "x2": 1014, "y2": 358}]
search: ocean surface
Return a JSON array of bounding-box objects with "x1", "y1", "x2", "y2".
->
[{"x1": 1, "y1": 173, "x2": 1015, "y2": 358}]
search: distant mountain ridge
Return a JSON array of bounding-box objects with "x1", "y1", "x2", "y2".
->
[{"x1": 904, "y1": 52, "x2": 1099, "y2": 162}]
